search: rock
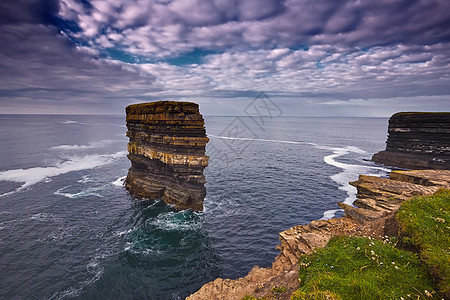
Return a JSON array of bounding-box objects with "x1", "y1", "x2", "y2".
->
[
  {"x1": 344, "y1": 171, "x2": 447, "y2": 224},
  {"x1": 350, "y1": 174, "x2": 440, "y2": 202},
  {"x1": 338, "y1": 202, "x2": 386, "y2": 224},
  {"x1": 372, "y1": 112, "x2": 450, "y2": 169},
  {"x1": 187, "y1": 170, "x2": 450, "y2": 299},
  {"x1": 389, "y1": 169, "x2": 450, "y2": 186},
  {"x1": 125, "y1": 101, "x2": 209, "y2": 211},
  {"x1": 186, "y1": 265, "x2": 299, "y2": 300}
]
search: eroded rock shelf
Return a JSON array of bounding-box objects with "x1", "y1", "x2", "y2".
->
[{"x1": 187, "y1": 170, "x2": 450, "y2": 299}]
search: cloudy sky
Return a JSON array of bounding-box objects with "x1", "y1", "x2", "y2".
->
[{"x1": 0, "y1": 0, "x2": 449, "y2": 116}]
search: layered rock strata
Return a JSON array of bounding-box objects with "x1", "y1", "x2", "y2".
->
[
  {"x1": 187, "y1": 170, "x2": 450, "y2": 299},
  {"x1": 372, "y1": 112, "x2": 450, "y2": 169},
  {"x1": 125, "y1": 101, "x2": 209, "y2": 211}
]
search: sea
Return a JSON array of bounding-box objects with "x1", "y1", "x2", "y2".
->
[{"x1": 0, "y1": 114, "x2": 391, "y2": 299}]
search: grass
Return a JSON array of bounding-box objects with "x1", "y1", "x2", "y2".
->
[
  {"x1": 241, "y1": 296, "x2": 264, "y2": 300},
  {"x1": 396, "y1": 189, "x2": 450, "y2": 295},
  {"x1": 242, "y1": 190, "x2": 449, "y2": 300},
  {"x1": 240, "y1": 285, "x2": 287, "y2": 300},
  {"x1": 293, "y1": 235, "x2": 438, "y2": 299},
  {"x1": 271, "y1": 285, "x2": 287, "y2": 295}
]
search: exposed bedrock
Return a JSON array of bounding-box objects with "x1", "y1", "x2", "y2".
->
[
  {"x1": 372, "y1": 112, "x2": 450, "y2": 169},
  {"x1": 125, "y1": 101, "x2": 209, "y2": 211},
  {"x1": 187, "y1": 170, "x2": 450, "y2": 299}
]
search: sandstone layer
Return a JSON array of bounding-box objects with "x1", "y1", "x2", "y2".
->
[
  {"x1": 372, "y1": 112, "x2": 450, "y2": 169},
  {"x1": 125, "y1": 101, "x2": 209, "y2": 211},
  {"x1": 187, "y1": 170, "x2": 450, "y2": 300}
]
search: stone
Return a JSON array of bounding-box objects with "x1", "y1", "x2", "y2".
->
[
  {"x1": 389, "y1": 169, "x2": 450, "y2": 186},
  {"x1": 350, "y1": 174, "x2": 440, "y2": 202},
  {"x1": 338, "y1": 202, "x2": 386, "y2": 224},
  {"x1": 125, "y1": 101, "x2": 209, "y2": 211},
  {"x1": 372, "y1": 112, "x2": 450, "y2": 169},
  {"x1": 187, "y1": 170, "x2": 450, "y2": 299}
]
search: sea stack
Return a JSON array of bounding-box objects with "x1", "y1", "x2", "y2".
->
[
  {"x1": 372, "y1": 112, "x2": 450, "y2": 169},
  {"x1": 125, "y1": 101, "x2": 209, "y2": 211}
]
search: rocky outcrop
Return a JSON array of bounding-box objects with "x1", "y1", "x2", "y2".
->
[
  {"x1": 372, "y1": 112, "x2": 450, "y2": 169},
  {"x1": 125, "y1": 101, "x2": 209, "y2": 211},
  {"x1": 338, "y1": 170, "x2": 449, "y2": 225},
  {"x1": 187, "y1": 170, "x2": 450, "y2": 299}
]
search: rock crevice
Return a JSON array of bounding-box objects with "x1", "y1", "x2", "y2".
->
[{"x1": 125, "y1": 101, "x2": 209, "y2": 211}]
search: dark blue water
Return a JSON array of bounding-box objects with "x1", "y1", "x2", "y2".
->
[{"x1": 0, "y1": 115, "x2": 389, "y2": 299}]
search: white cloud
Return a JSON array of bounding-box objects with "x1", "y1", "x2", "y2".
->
[{"x1": 0, "y1": 0, "x2": 449, "y2": 116}]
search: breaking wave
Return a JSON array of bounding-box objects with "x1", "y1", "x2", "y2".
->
[
  {"x1": 62, "y1": 120, "x2": 89, "y2": 125},
  {"x1": 0, "y1": 151, "x2": 127, "y2": 197},
  {"x1": 54, "y1": 186, "x2": 104, "y2": 199},
  {"x1": 209, "y1": 135, "x2": 390, "y2": 219},
  {"x1": 51, "y1": 140, "x2": 120, "y2": 151},
  {"x1": 112, "y1": 175, "x2": 126, "y2": 187},
  {"x1": 319, "y1": 145, "x2": 390, "y2": 219}
]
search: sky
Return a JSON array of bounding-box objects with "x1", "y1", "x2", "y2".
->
[{"x1": 0, "y1": 0, "x2": 449, "y2": 116}]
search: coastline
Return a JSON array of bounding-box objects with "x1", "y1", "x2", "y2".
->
[{"x1": 187, "y1": 169, "x2": 450, "y2": 299}]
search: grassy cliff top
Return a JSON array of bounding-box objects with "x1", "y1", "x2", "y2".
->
[
  {"x1": 397, "y1": 189, "x2": 450, "y2": 296},
  {"x1": 126, "y1": 101, "x2": 200, "y2": 115}
]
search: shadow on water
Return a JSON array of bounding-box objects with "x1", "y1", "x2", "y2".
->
[{"x1": 76, "y1": 200, "x2": 221, "y2": 300}]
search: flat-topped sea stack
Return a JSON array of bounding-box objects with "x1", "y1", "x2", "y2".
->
[
  {"x1": 372, "y1": 112, "x2": 450, "y2": 169},
  {"x1": 125, "y1": 101, "x2": 209, "y2": 211}
]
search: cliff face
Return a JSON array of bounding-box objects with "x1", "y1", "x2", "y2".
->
[
  {"x1": 372, "y1": 112, "x2": 450, "y2": 169},
  {"x1": 187, "y1": 170, "x2": 450, "y2": 299},
  {"x1": 125, "y1": 101, "x2": 209, "y2": 211}
]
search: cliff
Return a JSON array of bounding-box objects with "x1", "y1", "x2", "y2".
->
[
  {"x1": 187, "y1": 170, "x2": 450, "y2": 299},
  {"x1": 372, "y1": 112, "x2": 450, "y2": 169},
  {"x1": 125, "y1": 101, "x2": 209, "y2": 211}
]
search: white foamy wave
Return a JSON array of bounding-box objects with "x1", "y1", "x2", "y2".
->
[
  {"x1": 319, "y1": 145, "x2": 390, "y2": 220},
  {"x1": 209, "y1": 135, "x2": 391, "y2": 220},
  {"x1": 149, "y1": 211, "x2": 200, "y2": 232},
  {"x1": 321, "y1": 209, "x2": 341, "y2": 220},
  {"x1": 112, "y1": 175, "x2": 126, "y2": 187},
  {"x1": 209, "y1": 134, "x2": 312, "y2": 145},
  {"x1": 77, "y1": 175, "x2": 92, "y2": 183},
  {"x1": 51, "y1": 139, "x2": 119, "y2": 150},
  {"x1": 116, "y1": 228, "x2": 133, "y2": 237},
  {"x1": 54, "y1": 186, "x2": 104, "y2": 199},
  {"x1": 203, "y1": 194, "x2": 240, "y2": 217},
  {"x1": 30, "y1": 213, "x2": 54, "y2": 222},
  {"x1": 62, "y1": 120, "x2": 89, "y2": 125},
  {"x1": 109, "y1": 151, "x2": 128, "y2": 159},
  {"x1": 0, "y1": 151, "x2": 127, "y2": 197}
]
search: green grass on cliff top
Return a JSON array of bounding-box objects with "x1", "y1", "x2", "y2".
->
[
  {"x1": 293, "y1": 235, "x2": 438, "y2": 300},
  {"x1": 396, "y1": 189, "x2": 450, "y2": 295}
]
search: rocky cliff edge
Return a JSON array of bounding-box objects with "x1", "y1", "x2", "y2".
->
[{"x1": 187, "y1": 170, "x2": 450, "y2": 299}]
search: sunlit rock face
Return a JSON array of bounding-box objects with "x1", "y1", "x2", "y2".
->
[
  {"x1": 372, "y1": 112, "x2": 450, "y2": 170},
  {"x1": 125, "y1": 101, "x2": 209, "y2": 211}
]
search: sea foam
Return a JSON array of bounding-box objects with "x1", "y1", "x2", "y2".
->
[
  {"x1": 0, "y1": 151, "x2": 127, "y2": 197},
  {"x1": 51, "y1": 139, "x2": 120, "y2": 150},
  {"x1": 208, "y1": 135, "x2": 390, "y2": 220},
  {"x1": 112, "y1": 175, "x2": 126, "y2": 187},
  {"x1": 319, "y1": 145, "x2": 390, "y2": 219}
]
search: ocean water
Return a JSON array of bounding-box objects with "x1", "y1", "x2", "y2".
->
[{"x1": 0, "y1": 115, "x2": 390, "y2": 299}]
